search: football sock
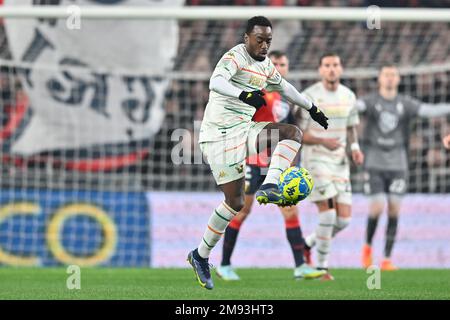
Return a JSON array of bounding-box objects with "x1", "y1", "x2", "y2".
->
[
  {"x1": 221, "y1": 217, "x2": 242, "y2": 266},
  {"x1": 366, "y1": 216, "x2": 379, "y2": 245},
  {"x1": 198, "y1": 201, "x2": 237, "y2": 259},
  {"x1": 315, "y1": 209, "x2": 336, "y2": 269},
  {"x1": 332, "y1": 216, "x2": 351, "y2": 237},
  {"x1": 262, "y1": 140, "x2": 301, "y2": 186},
  {"x1": 305, "y1": 232, "x2": 316, "y2": 249},
  {"x1": 384, "y1": 216, "x2": 398, "y2": 258},
  {"x1": 285, "y1": 216, "x2": 305, "y2": 267}
]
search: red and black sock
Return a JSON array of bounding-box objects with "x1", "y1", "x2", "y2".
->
[
  {"x1": 221, "y1": 218, "x2": 242, "y2": 266},
  {"x1": 285, "y1": 216, "x2": 305, "y2": 267}
]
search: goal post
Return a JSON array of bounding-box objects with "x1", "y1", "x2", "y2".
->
[{"x1": 0, "y1": 3, "x2": 449, "y2": 268}]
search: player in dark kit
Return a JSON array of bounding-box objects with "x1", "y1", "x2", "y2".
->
[
  {"x1": 215, "y1": 51, "x2": 325, "y2": 281},
  {"x1": 358, "y1": 64, "x2": 450, "y2": 270}
]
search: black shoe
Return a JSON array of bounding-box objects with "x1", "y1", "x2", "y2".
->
[{"x1": 187, "y1": 249, "x2": 214, "y2": 290}]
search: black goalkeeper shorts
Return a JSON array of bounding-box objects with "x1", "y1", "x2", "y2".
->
[{"x1": 364, "y1": 169, "x2": 408, "y2": 196}]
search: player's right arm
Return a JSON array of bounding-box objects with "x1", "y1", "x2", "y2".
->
[{"x1": 208, "y1": 51, "x2": 266, "y2": 109}]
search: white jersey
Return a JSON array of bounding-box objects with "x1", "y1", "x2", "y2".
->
[
  {"x1": 198, "y1": 44, "x2": 283, "y2": 143},
  {"x1": 300, "y1": 82, "x2": 359, "y2": 166}
]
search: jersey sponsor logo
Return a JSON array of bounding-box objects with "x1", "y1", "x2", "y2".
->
[
  {"x1": 249, "y1": 75, "x2": 265, "y2": 87},
  {"x1": 378, "y1": 111, "x2": 399, "y2": 133}
]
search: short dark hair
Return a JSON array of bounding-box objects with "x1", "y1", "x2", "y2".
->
[
  {"x1": 319, "y1": 52, "x2": 341, "y2": 66},
  {"x1": 268, "y1": 50, "x2": 287, "y2": 59},
  {"x1": 246, "y1": 16, "x2": 272, "y2": 34},
  {"x1": 379, "y1": 63, "x2": 398, "y2": 71}
]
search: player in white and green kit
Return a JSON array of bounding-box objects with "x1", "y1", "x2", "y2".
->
[
  {"x1": 187, "y1": 16, "x2": 329, "y2": 290},
  {"x1": 300, "y1": 53, "x2": 364, "y2": 280}
]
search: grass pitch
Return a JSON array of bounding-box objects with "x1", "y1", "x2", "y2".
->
[{"x1": 0, "y1": 268, "x2": 448, "y2": 300}]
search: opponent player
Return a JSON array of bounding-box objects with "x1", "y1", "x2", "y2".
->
[
  {"x1": 358, "y1": 64, "x2": 450, "y2": 270},
  {"x1": 187, "y1": 16, "x2": 328, "y2": 290},
  {"x1": 300, "y1": 53, "x2": 364, "y2": 280},
  {"x1": 215, "y1": 51, "x2": 326, "y2": 281}
]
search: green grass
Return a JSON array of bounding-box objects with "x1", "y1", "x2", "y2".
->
[{"x1": 0, "y1": 268, "x2": 449, "y2": 300}]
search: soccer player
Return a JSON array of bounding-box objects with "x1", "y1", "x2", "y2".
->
[
  {"x1": 300, "y1": 53, "x2": 364, "y2": 280},
  {"x1": 358, "y1": 64, "x2": 450, "y2": 271},
  {"x1": 187, "y1": 16, "x2": 328, "y2": 290},
  {"x1": 215, "y1": 51, "x2": 326, "y2": 281}
]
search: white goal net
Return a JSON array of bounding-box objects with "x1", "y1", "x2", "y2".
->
[{"x1": 0, "y1": 2, "x2": 449, "y2": 267}]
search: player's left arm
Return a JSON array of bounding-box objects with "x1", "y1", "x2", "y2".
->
[
  {"x1": 347, "y1": 125, "x2": 364, "y2": 166},
  {"x1": 417, "y1": 102, "x2": 450, "y2": 118},
  {"x1": 265, "y1": 61, "x2": 328, "y2": 129},
  {"x1": 268, "y1": 79, "x2": 329, "y2": 129},
  {"x1": 347, "y1": 94, "x2": 364, "y2": 166}
]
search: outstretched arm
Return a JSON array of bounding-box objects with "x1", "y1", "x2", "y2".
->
[
  {"x1": 278, "y1": 79, "x2": 329, "y2": 129},
  {"x1": 417, "y1": 103, "x2": 450, "y2": 118}
]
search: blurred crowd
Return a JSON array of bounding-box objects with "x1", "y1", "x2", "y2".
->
[
  {"x1": 0, "y1": 5, "x2": 449, "y2": 192},
  {"x1": 186, "y1": 0, "x2": 448, "y2": 7}
]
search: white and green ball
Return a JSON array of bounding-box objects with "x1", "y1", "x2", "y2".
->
[{"x1": 278, "y1": 167, "x2": 314, "y2": 204}]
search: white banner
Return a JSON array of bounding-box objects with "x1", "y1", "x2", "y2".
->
[{"x1": 4, "y1": 0, "x2": 183, "y2": 155}]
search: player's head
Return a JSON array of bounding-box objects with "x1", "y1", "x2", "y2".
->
[
  {"x1": 244, "y1": 16, "x2": 272, "y2": 62},
  {"x1": 378, "y1": 64, "x2": 401, "y2": 91},
  {"x1": 318, "y1": 52, "x2": 343, "y2": 85},
  {"x1": 269, "y1": 51, "x2": 289, "y2": 77}
]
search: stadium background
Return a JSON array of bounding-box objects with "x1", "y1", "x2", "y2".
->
[{"x1": 0, "y1": 0, "x2": 449, "y2": 269}]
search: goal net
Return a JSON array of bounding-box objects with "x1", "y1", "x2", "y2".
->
[{"x1": 0, "y1": 1, "x2": 449, "y2": 267}]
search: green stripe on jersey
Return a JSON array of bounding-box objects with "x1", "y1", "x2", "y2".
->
[{"x1": 217, "y1": 121, "x2": 247, "y2": 130}]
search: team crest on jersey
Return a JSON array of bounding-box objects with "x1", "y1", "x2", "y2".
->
[
  {"x1": 378, "y1": 111, "x2": 399, "y2": 133},
  {"x1": 235, "y1": 164, "x2": 244, "y2": 174}
]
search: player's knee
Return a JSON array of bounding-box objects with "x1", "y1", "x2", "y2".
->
[
  {"x1": 281, "y1": 125, "x2": 302, "y2": 143},
  {"x1": 225, "y1": 196, "x2": 245, "y2": 213}
]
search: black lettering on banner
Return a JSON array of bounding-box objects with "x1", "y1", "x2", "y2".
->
[
  {"x1": 47, "y1": 58, "x2": 109, "y2": 117},
  {"x1": 121, "y1": 76, "x2": 159, "y2": 124}
]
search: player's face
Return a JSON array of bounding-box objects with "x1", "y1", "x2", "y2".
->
[
  {"x1": 245, "y1": 26, "x2": 272, "y2": 61},
  {"x1": 270, "y1": 55, "x2": 289, "y2": 77},
  {"x1": 319, "y1": 56, "x2": 343, "y2": 84},
  {"x1": 378, "y1": 67, "x2": 400, "y2": 90}
]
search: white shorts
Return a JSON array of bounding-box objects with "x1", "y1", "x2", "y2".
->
[
  {"x1": 200, "y1": 121, "x2": 270, "y2": 185},
  {"x1": 306, "y1": 161, "x2": 352, "y2": 205}
]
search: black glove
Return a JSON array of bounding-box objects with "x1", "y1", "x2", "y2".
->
[
  {"x1": 309, "y1": 104, "x2": 329, "y2": 129},
  {"x1": 239, "y1": 90, "x2": 266, "y2": 110}
]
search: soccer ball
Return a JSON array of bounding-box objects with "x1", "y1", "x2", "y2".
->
[{"x1": 278, "y1": 166, "x2": 314, "y2": 205}]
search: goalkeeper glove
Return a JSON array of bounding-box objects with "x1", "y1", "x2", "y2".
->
[
  {"x1": 309, "y1": 104, "x2": 329, "y2": 129},
  {"x1": 239, "y1": 90, "x2": 266, "y2": 110}
]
